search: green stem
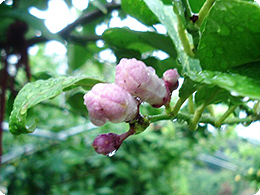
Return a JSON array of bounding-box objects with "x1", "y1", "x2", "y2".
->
[
  {"x1": 222, "y1": 116, "x2": 253, "y2": 125},
  {"x1": 196, "y1": 0, "x2": 216, "y2": 27},
  {"x1": 149, "y1": 98, "x2": 187, "y2": 123},
  {"x1": 177, "y1": 15, "x2": 195, "y2": 57},
  {"x1": 189, "y1": 103, "x2": 207, "y2": 130},
  {"x1": 188, "y1": 95, "x2": 195, "y2": 114},
  {"x1": 188, "y1": 89, "x2": 220, "y2": 130},
  {"x1": 240, "y1": 103, "x2": 255, "y2": 116},
  {"x1": 182, "y1": 0, "x2": 193, "y2": 20},
  {"x1": 215, "y1": 105, "x2": 237, "y2": 127},
  {"x1": 207, "y1": 105, "x2": 215, "y2": 117},
  {"x1": 180, "y1": 0, "x2": 200, "y2": 53},
  {"x1": 148, "y1": 112, "x2": 255, "y2": 127},
  {"x1": 199, "y1": 115, "x2": 254, "y2": 126},
  {"x1": 148, "y1": 113, "x2": 171, "y2": 123},
  {"x1": 253, "y1": 101, "x2": 260, "y2": 114},
  {"x1": 165, "y1": 103, "x2": 172, "y2": 115},
  {"x1": 189, "y1": 30, "x2": 200, "y2": 53},
  {"x1": 172, "y1": 98, "x2": 186, "y2": 116}
]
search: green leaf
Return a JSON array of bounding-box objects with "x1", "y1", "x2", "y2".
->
[
  {"x1": 113, "y1": 48, "x2": 142, "y2": 61},
  {"x1": 66, "y1": 91, "x2": 88, "y2": 117},
  {"x1": 188, "y1": 61, "x2": 260, "y2": 100},
  {"x1": 143, "y1": 57, "x2": 181, "y2": 77},
  {"x1": 103, "y1": 27, "x2": 177, "y2": 58},
  {"x1": 121, "y1": 0, "x2": 159, "y2": 26},
  {"x1": 17, "y1": 0, "x2": 49, "y2": 9},
  {"x1": 189, "y1": 0, "x2": 206, "y2": 13},
  {"x1": 161, "y1": 0, "x2": 173, "y2": 5},
  {"x1": 90, "y1": 0, "x2": 108, "y2": 14},
  {"x1": 198, "y1": 0, "x2": 260, "y2": 71},
  {"x1": 67, "y1": 44, "x2": 89, "y2": 70},
  {"x1": 179, "y1": 77, "x2": 201, "y2": 100},
  {"x1": 9, "y1": 76, "x2": 104, "y2": 135},
  {"x1": 143, "y1": 0, "x2": 202, "y2": 73},
  {"x1": 144, "y1": 0, "x2": 182, "y2": 52},
  {"x1": 195, "y1": 86, "x2": 241, "y2": 106}
]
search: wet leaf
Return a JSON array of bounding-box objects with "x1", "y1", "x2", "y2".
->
[
  {"x1": 188, "y1": 61, "x2": 260, "y2": 100},
  {"x1": 121, "y1": 0, "x2": 159, "y2": 26},
  {"x1": 67, "y1": 44, "x2": 89, "y2": 70},
  {"x1": 103, "y1": 27, "x2": 177, "y2": 58},
  {"x1": 9, "y1": 76, "x2": 103, "y2": 135},
  {"x1": 195, "y1": 86, "x2": 242, "y2": 106},
  {"x1": 66, "y1": 91, "x2": 88, "y2": 117},
  {"x1": 198, "y1": 0, "x2": 260, "y2": 71},
  {"x1": 179, "y1": 77, "x2": 202, "y2": 100},
  {"x1": 188, "y1": 0, "x2": 206, "y2": 13},
  {"x1": 144, "y1": 0, "x2": 202, "y2": 72},
  {"x1": 143, "y1": 57, "x2": 181, "y2": 77},
  {"x1": 144, "y1": 0, "x2": 182, "y2": 52}
]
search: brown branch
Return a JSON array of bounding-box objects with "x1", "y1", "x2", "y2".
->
[
  {"x1": 27, "y1": 35, "x2": 101, "y2": 48},
  {"x1": 25, "y1": 3, "x2": 120, "y2": 47},
  {"x1": 1, "y1": 3, "x2": 121, "y2": 48},
  {"x1": 0, "y1": 55, "x2": 8, "y2": 166},
  {"x1": 67, "y1": 35, "x2": 101, "y2": 45},
  {"x1": 26, "y1": 36, "x2": 49, "y2": 47},
  {"x1": 59, "y1": 3, "x2": 121, "y2": 38}
]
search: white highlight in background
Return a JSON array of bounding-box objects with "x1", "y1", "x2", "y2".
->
[{"x1": 29, "y1": 0, "x2": 76, "y2": 33}]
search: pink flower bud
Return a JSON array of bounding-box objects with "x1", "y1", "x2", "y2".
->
[
  {"x1": 84, "y1": 83, "x2": 138, "y2": 126},
  {"x1": 163, "y1": 69, "x2": 180, "y2": 92},
  {"x1": 115, "y1": 58, "x2": 167, "y2": 107},
  {"x1": 92, "y1": 133, "x2": 121, "y2": 156},
  {"x1": 92, "y1": 129, "x2": 135, "y2": 156}
]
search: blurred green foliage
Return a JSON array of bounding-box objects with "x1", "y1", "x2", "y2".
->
[{"x1": 1, "y1": 0, "x2": 260, "y2": 194}]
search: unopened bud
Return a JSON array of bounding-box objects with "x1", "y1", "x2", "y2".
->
[
  {"x1": 92, "y1": 129, "x2": 135, "y2": 156},
  {"x1": 115, "y1": 58, "x2": 168, "y2": 107},
  {"x1": 163, "y1": 69, "x2": 180, "y2": 92},
  {"x1": 92, "y1": 133, "x2": 121, "y2": 156},
  {"x1": 84, "y1": 83, "x2": 138, "y2": 126}
]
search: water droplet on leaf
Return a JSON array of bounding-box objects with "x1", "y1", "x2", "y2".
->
[
  {"x1": 214, "y1": 75, "x2": 236, "y2": 87},
  {"x1": 217, "y1": 25, "x2": 230, "y2": 36},
  {"x1": 20, "y1": 106, "x2": 27, "y2": 115},
  {"x1": 35, "y1": 83, "x2": 41, "y2": 88},
  {"x1": 26, "y1": 93, "x2": 34, "y2": 99},
  {"x1": 107, "y1": 150, "x2": 117, "y2": 157}
]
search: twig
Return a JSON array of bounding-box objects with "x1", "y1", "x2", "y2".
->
[
  {"x1": 0, "y1": 56, "x2": 8, "y2": 166},
  {"x1": 148, "y1": 112, "x2": 255, "y2": 128},
  {"x1": 215, "y1": 105, "x2": 237, "y2": 127},
  {"x1": 176, "y1": 14, "x2": 195, "y2": 57},
  {"x1": 196, "y1": 0, "x2": 216, "y2": 27},
  {"x1": 66, "y1": 35, "x2": 101, "y2": 45},
  {"x1": 59, "y1": 3, "x2": 120, "y2": 38},
  {"x1": 22, "y1": 3, "x2": 120, "y2": 48},
  {"x1": 172, "y1": 98, "x2": 186, "y2": 116},
  {"x1": 188, "y1": 95, "x2": 195, "y2": 114},
  {"x1": 188, "y1": 89, "x2": 220, "y2": 130},
  {"x1": 182, "y1": 0, "x2": 193, "y2": 20}
]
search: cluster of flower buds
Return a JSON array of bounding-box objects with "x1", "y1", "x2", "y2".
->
[{"x1": 83, "y1": 58, "x2": 180, "y2": 155}]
